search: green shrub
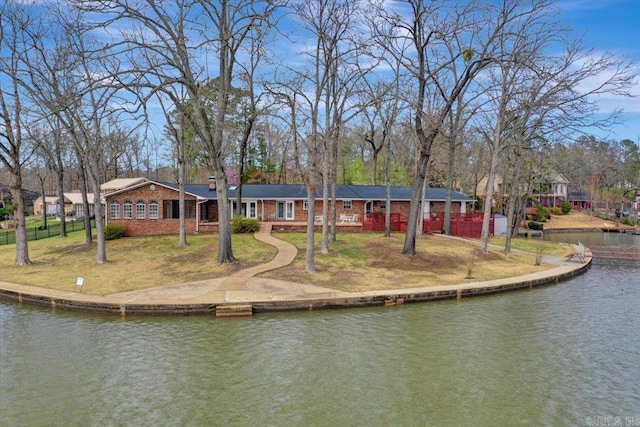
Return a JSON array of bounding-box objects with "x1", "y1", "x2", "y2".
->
[
  {"x1": 621, "y1": 217, "x2": 636, "y2": 226},
  {"x1": 527, "y1": 221, "x2": 544, "y2": 231},
  {"x1": 560, "y1": 201, "x2": 572, "y2": 214},
  {"x1": 550, "y1": 207, "x2": 562, "y2": 216},
  {"x1": 535, "y1": 204, "x2": 550, "y2": 220},
  {"x1": 104, "y1": 224, "x2": 126, "y2": 240},
  {"x1": 0, "y1": 205, "x2": 12, "y2": 221},
  {"x1": 231, "y1": 216, "x2": 260, "y2": 233}
]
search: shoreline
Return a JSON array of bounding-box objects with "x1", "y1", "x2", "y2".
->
[
  {"x1": 0, "y1": 223, "x2": 595, "y2": 317},
  {"x1": 0, "y1": 255, "x2": 591, "y2": 316}
]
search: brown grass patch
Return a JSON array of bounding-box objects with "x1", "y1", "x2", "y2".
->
[
  {"x1": 0, "y1": 230, "x2": 571, "y2": 296},
  {"x1": 0, "y1": 232, "x2": 275, "y2": 295},
  {"x1": 260, "y1": 233, "x2": 567, "y2": 292}
]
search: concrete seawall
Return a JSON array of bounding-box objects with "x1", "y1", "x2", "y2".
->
[{"x1": 0, "y1": 257, "x2": 591, "y2": 316}]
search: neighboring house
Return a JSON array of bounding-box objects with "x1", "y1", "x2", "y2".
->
[
  {"x1": 33, "y1": 196, "x2": 61, "y2": 216},
  {"x1": 475, "y1": 174, "x2": 504, "y2": 200},
  {"x1": 103, "y1": 178, "x2": 476, "y2": 237},
  {"x1": 34, "y1": 192, "x2": 97, "y2": 218},
  {"x1": 0, "y1": 183, "x2": 38, "y2": 214},
  {"x1": 532, "y1": 171, "x2": 569, "y2": 207},
  {"x1": 568, "y1": 190, "x2": 592, "y2": 210},
  {"x1": 476, "y1": 171, "x2": 570, "y2": 208}
]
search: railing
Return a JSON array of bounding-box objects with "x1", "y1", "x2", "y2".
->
[
  {"x1": 0, "y1": 219, "x2": 95, "y2": 246},
  {"x1": 423, "y1": 212, "x2": 493, "y2": 238},
  {"x1": 363, "y1": 212, "x2": 408, "y2": 232}
]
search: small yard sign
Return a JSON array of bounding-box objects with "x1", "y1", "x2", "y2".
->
[{"x1": 75, "y1": 277, "x2": 84, "y2": 293}]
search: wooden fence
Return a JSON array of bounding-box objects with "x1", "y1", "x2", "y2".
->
[{"x1": 363, "y1": 211, "x2": 494, "y2": 238}]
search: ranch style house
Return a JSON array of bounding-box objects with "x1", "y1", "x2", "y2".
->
[{"x1": 103, "y1": 178, "x2": 490, "y2": 237}]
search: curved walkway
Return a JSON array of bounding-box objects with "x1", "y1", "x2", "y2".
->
[{"x1": 0, "y1": 227, "x2": 591, "y2": 316}]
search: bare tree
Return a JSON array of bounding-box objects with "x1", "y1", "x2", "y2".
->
[
  {"x1": 371, "y1": 0, "x2": 556, "y2": 256},
  {"x1": 159, "y1": 92, "x2": 190, "y2": 247},
  {"x1": 0, "y1": 1, "x2": 39, "y2": 265},
  {"x1": 290, "y1": 0, "x2": 372, "y2": 254},
  {"x1": 475, "y1": 4, "x2": 636, "y2": 254},
  {"x1": 80, "y1": 0, "x2": 282, "y2": 264}
]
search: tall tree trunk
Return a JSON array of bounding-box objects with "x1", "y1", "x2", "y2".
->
[
  {"x1": 178, "y1": 158, "x2": 188, "y2": 247},
  {"x1": 479, "y1": 114, "x2": 504, "y2": 254},
  {"x1": 55, "y1": 149, "x2": 67, "y2": 237},
  {"x1": 87, "y1": 160, "x2": 106, "y2": 264},
  {"x1": 503, "y1": 152, "x2": 522, "y2": 254},
  {"x1": 75, "y1": 150, "x2": 93, "y2": 245},
  {"x1": 321, "y1": 141, "x2": 330, "y2": 254},
  {"x1": 10, "y1": 173, "x2": 30, "y2": 265},
  {"x1": 443, "y1": 136, "x2": 456, "y2": 235},
  {"x1": 39, "y1": 178, "x2": 48, "y2": 230},
  {"x1": 305, "y1": 185, "x2": 316, "y2": 273},
  {"x1": 214, "y1": 164, "x2": 235, "y2": 264}
]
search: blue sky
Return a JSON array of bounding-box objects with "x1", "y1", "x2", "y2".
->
[{"x1": 558, "y1": 0, "x2": 640, "y2": 142}]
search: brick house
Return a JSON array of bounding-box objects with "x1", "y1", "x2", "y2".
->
[{"x1": 102, "y1": 178, "x2": 475, "y2": 236}]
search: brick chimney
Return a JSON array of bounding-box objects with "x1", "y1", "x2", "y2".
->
[{"x1": 208, "y1": 176, "x2": 216, "y2": 191}]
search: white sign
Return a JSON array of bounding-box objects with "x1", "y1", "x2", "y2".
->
[{"x1": 76, "y1": 277, "x2": 84, "y2": 286}]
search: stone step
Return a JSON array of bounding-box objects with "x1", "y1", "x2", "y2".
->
[{"x1": 215, "y1": 304, "x2": 253, "y2": 317}]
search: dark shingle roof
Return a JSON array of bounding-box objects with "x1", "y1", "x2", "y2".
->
[{"x1": 165, "y1": 183, "x2": 473, "y2": 202}]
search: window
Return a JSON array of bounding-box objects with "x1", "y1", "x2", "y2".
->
[
  {"x1": 136, "y1": 200, "x2": 146, "y2": 219},
  {"x1": 110, "y1": 200, "x2": 120, "y2": 219},
  {"x1": 343, "y1": 200, "x2": 352, "y2": 210},
  {"x1": 276, "y1": 201, "x2": 294, "y2": 220},
  {"x1": 149, "y1": 200, "x2": 158, "y2": 219},
  {"x1": 123, "y1": 200, "x2": 132, "y2": 219},
  {"x1": 163, "y1": 200, "x2": 196, "y2": 219},
  {"x1": 231, "y1": 201, "x2": 258, "y2": 218},
  {"x1": 365, "y1": 201, "x2": 373, "y2": 213},
  {"x1": 303, "y1": 200, "x2": 309, "y2": 210},
  {"x1": 380, "y1": 201, "x2": 386, "y2": 209}
]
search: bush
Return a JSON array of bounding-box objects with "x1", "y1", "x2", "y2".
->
[
  {"x1": 560, "y1": 201, "x2": 572, "y2": 214},
  {"x1": 621, "y1": 217, "x2": 636, "y2": 226},
  {"x1": 550, "y1": 207, "x2": 562, "y2": 216},
  {"x1": 231, "y1": 216, "x2": 260, "y2": 233},
  {"x1": 527, "y1": 221, "x2": 544, "y2": 231},
  {"x1": 535, "y1": 204, "x2": 550, "y2": 221},
  {"x1": 104, "y1": 224, "x2": 126, "y2": 240},
  {"x1": 0, "y1": 206, "x2": 12, "y2": 221}
]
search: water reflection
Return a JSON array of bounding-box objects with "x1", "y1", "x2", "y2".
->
[{"x1": 1, "y1": 233, "x2": 639, "y2": 426}]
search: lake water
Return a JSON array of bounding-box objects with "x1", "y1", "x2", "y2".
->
[{"x1": 1, "y1": 232, "x2": 639, "y2": 426}]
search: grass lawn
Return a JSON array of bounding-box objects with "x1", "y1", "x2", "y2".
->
[
  {"x1": 0, "y1": 231, "x2": 276, "y2": 295},
  {"x1": 0, "y1": 230, "x2": 573, "y2": 295},
  {"x1": 259, "y1": 233, "x2": 574, "y2": 292}
]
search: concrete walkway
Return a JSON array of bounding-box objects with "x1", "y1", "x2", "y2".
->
[{"x1": 0, "y1": 229, "x2": 592, "y2": 316}]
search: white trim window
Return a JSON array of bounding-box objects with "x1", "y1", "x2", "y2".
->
[
  {"x1": 123, "y1": 200, "x2": 133, "y2": 219},
  {"x1": 277, "y1": 201, "x2": 295, "y2": 220},
  {"x1": 232, "y1": 200, "x2": 258, "y2": 219},
  {"x1": 149, "y1": 200, "x2": 159, "y2": 219},
  {"x1": 136, "y1": 200, "x2": 146, "y2": 219},
  {"x1": 110, "y1": 200, "x2": 120, "y2": 219},
  {"x1": 303, "y1": 200, "x2": 309, "y2": 211},
  {"x1": 343, "y1": 200, "x2": 352, "y2": 210}
]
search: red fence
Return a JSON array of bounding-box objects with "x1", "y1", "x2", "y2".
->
[
  {"x1": 423, "y1": 212, "x2": 493, "y2": 238},
  {"x1": 363, "y1": 212, "x2": 408, "y2": 232},
  {"x1": 363, "y1": 211, "x2": 493, "y2": 238}
]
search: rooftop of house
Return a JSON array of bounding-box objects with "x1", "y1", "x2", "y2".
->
[
  {"x1": 101, "y1": 177, "x2": 148, "y2": 192},
  {"x1": 104, "y1": 178, "x2": 475, "y2": 202}
]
